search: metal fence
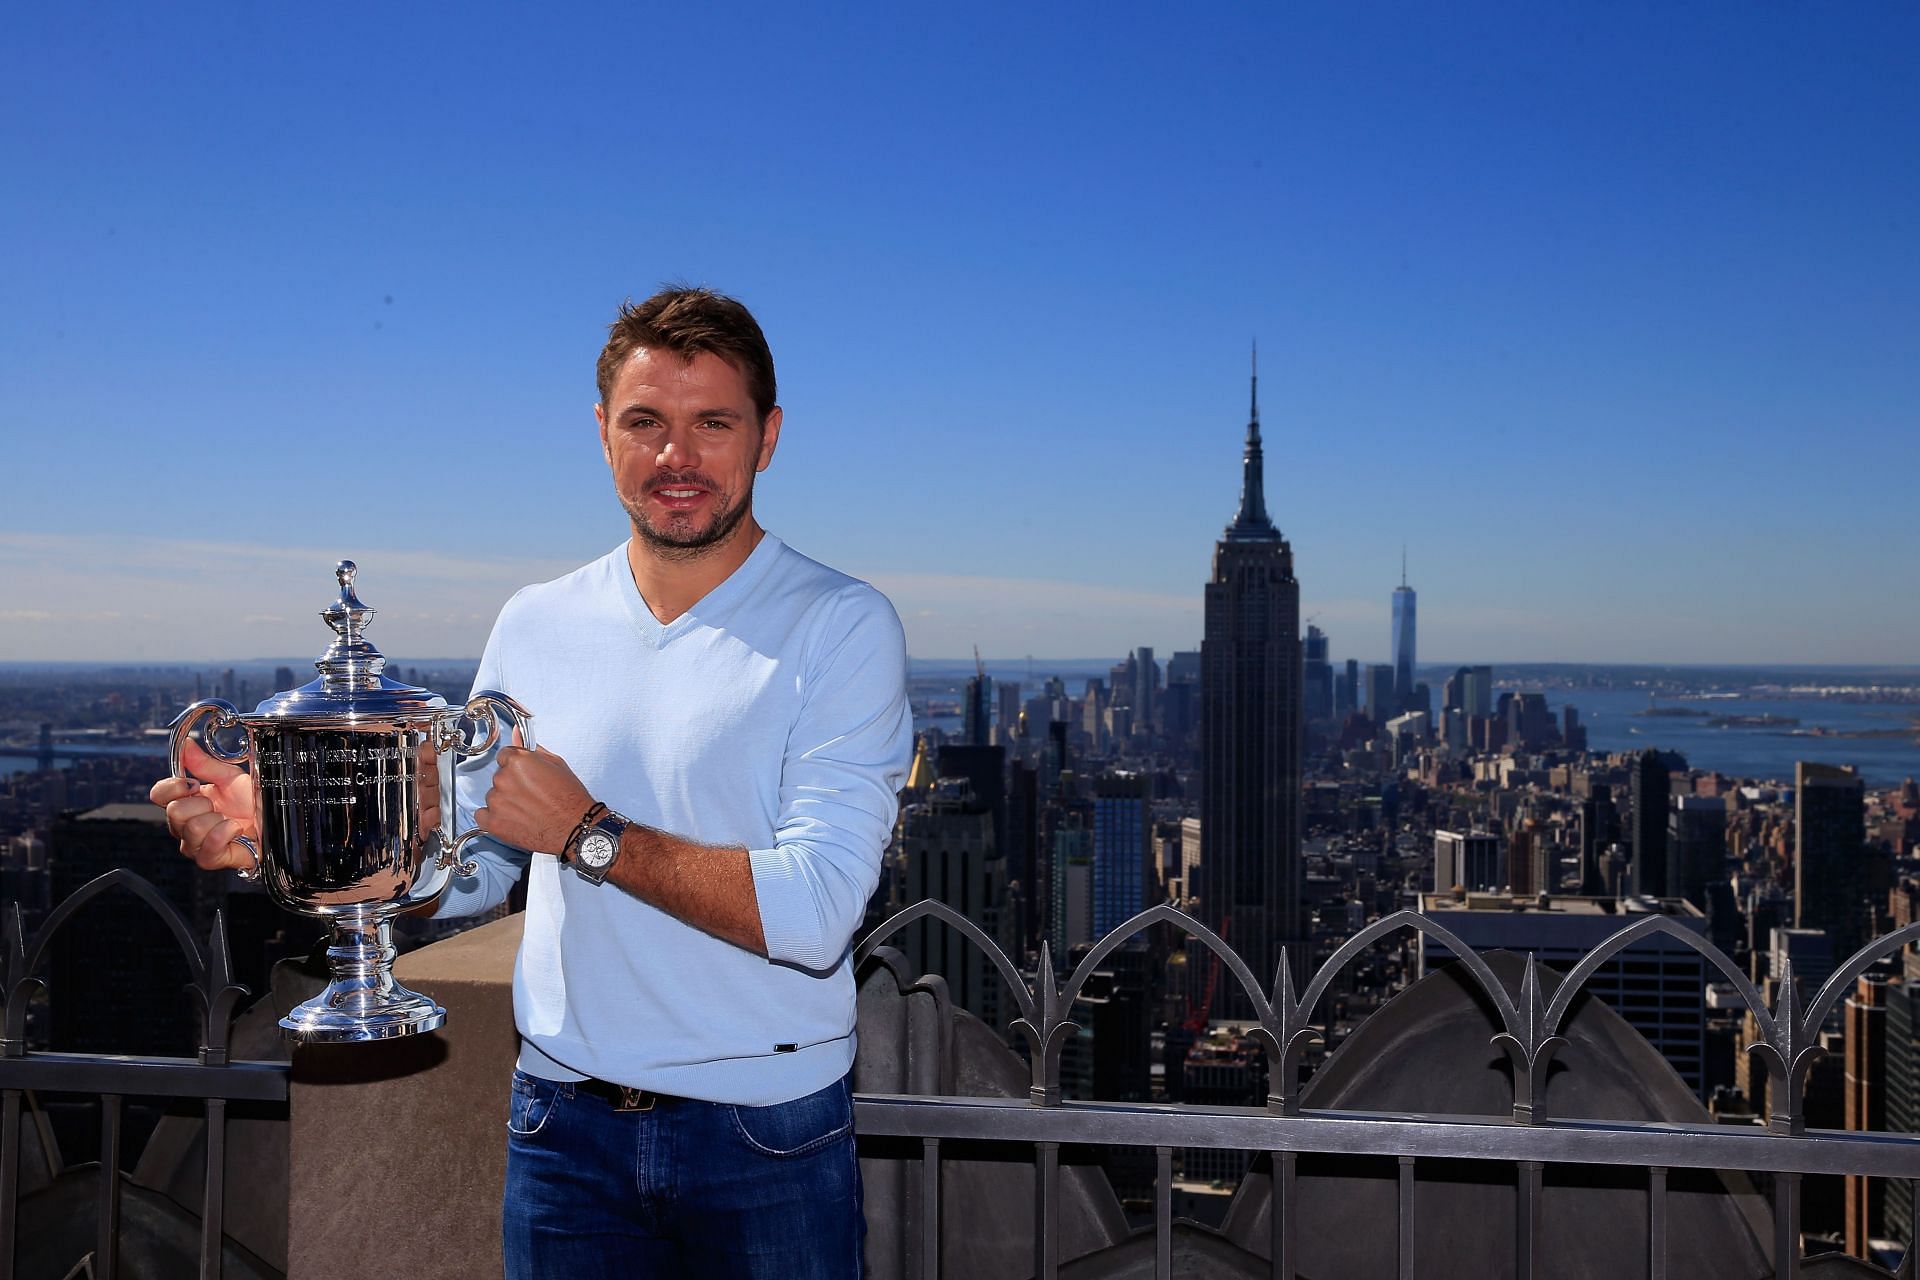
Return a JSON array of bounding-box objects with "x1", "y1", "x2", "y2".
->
[
  {"x1": 7, "y1": 875, "x2": 1920, "y2": 1279},
  {"x1": 850, "y1": 899, "x2": 1920, "y2": 1280},
  {"x1": 0, "y1": 870, "x2": 285, "y2": 1280}
]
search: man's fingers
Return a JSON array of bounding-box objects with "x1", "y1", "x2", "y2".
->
[
  {"x1": 178, "y1": 808, "x2": 234, "y2": 850},
  {"x1": 178, "y1": 737, "x2": 245, "y2": 785},
  {"x1": 163, "y1": 795, "x2": 214, "y2": 838},
  {"x1": 509, "y1": 727, "x2": 560, "y2": 762},
  {"x1": 182, "y1": 814, "x2": 239, "y2": 867},
  {"x1": 473, "y1": 805, "x2": 491, "y2": 832},
  {"x1": 152, "y1": 776, "x2": 201, "y2": 809},
  {"x1": 194, "y1": 831, "x2": 255, "y2": 873},
  {"x1": 493, "y1": 743, "x2": 549, "y2": 781}
]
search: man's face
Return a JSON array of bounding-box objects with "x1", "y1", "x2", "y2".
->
[{"x1": 595, "y1": 348, "x2": 782, "y2": 559}]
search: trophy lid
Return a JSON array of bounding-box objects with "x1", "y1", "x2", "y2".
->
[{"x1": 250, "y1": 560, "x2": 450, "y2": 718}]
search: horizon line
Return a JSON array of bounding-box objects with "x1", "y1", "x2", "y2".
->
[{"x1": 5, "y1": 657, "x2": 1920, "y2": 673}]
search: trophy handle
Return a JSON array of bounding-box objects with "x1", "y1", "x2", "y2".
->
[
  {"x1": 437, "y1": 690, "x2": 534, "y2": 875},
  {"x1": 451, "y1": 689, "x2": 535, "y2": 757},
  {"x1": 167, "y1": 699, "x2": 263, "y2": 880}
]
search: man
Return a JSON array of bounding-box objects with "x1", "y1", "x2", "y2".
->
[{"x1": 153, "y1": 287, "x2": 913, "y2": 1278}]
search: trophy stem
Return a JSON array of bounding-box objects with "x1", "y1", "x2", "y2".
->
[{"x1": 279, "y1": 913, "x2": 446, "y2": 1043}]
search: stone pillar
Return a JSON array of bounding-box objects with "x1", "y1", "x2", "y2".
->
[{"x1": 287, "y1": 913, "x2": 523, "y2": 1279}]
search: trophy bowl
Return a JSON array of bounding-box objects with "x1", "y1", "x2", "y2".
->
[{"x1": 168, "y1": 560, "x2": 530, "y2": 1043}]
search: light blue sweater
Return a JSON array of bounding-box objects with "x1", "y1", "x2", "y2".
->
[{"x1": 438, "y1": 534, "x2": 912, "y2": 1105}]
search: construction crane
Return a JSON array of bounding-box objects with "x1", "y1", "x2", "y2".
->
[{"x1": 1182, "y1": 915, "x2": 1229, "y2": 1033}]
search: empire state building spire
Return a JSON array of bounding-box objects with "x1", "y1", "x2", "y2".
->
[
  {"x1": 1226, "y1": 343, "x2": 1279, "y2": 542},
  {"x1": 1203, "y1": 339, "x2": 1303, "y2": 1007}
]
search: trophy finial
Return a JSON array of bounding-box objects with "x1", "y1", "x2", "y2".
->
[
  {"x1": 317, "y1": 558, "x2": 385, "y2": 686},
  {"x1": 322, "y1": 559, "x2": 374, "y2": 638}
]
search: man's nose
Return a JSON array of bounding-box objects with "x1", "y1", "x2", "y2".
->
[{"x1": 655, "y1": 426, "x2": 700, "y2": 469}]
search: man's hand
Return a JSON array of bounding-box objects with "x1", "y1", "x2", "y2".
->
[
  {"x1": 476, "y1": 731, "x2": 594, "y2": 856},
  {"x1": 149, "y1": 738, "x2": 260, "y2": 872}
]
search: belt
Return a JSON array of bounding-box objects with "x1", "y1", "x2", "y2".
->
[{"x1": 574, "y1": 1076, "x2": 692, "y2": 1113}]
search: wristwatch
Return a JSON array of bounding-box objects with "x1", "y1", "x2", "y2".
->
[{"x1": 567, "y1": 805, "x2": 629, "y2": 886}]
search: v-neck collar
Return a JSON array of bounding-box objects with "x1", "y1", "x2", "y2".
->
[{"x1": 616, "y1": 532, "x2": 785, "y2": 648}]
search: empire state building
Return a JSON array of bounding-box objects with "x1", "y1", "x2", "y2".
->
[{"x1": 1200, "y1": 359, "x2": 1304, "y2": 1002}]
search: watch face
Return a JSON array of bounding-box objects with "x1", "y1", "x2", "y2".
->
[{"x1": 578, "y1": 831, "x2": 617, "y2": 870}]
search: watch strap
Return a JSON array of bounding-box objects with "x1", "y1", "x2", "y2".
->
[{"x1": 563, "y1": 802, "x2": 609, "y2": 863}]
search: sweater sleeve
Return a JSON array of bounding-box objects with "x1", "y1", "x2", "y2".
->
[
  {"x1": 434, "y1": 600, "x2": 533, "y2": 919},
  {"x1": 747, "y1": 585, "x2": 913, "y2": 972}
]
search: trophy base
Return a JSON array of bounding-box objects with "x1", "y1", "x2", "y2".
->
[
  {"x1": 280, "y1": 982, "x2": 446, "y2": 1043},
  {"x1": 279, "y1": 915, "x2": 446, "y2": 1043}
]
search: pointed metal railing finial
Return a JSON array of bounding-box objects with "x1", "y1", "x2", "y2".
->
[
  {"x1": 1751, "y1": 957, "x2": 1814, "y2": 1135},
  {"x1": 0, "y1": 901, "x2": 33, "y2": 1058},
  {"x1": 195, "y1": 908, "x2": 251, "y2": 1066},
  {"x1": 1491, "y1": 954, "x2": 1569, "y2": 1123},
  {"x1": 1253, "y1": 946, "x2": 1324, "y2": 1116},
  {"x1": 1019, "y1": 952, "x2": 1076, "y2": 1106}
]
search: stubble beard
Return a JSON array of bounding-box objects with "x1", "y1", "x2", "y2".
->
[{"x1": 621, "y1": 478, "x2": 756, "y2": 564}]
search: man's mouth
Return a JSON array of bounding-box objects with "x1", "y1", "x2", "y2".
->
[{"x1": 648, "y1": 482, "x2": 714, "y2": 512}]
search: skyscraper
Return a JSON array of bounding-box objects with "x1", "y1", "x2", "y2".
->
[
  {"x1": 1461, "y1": 665, "x2": 1494, "y2": 719},
  {"x1": 1091, "y1": 771, "x2": 1151, "y2": 938},
  {"x1": 1882, "y1": 949, "x2": 1920, "y2": 1247},
  {"x1": 1131, "y1": 646, "x2": 1159, "y2": 734},
  {"x1": 1162, "y1": 650, "x2": 1200, "y2": 750},
  {"x1": 1338, "y1": 658, "x2": 1359, "y2": 718},
  {"x1": 1845, "y1": 970, "x2": 1893, "y2": 1255},
  {"x1": 994, "y1": 680, "x2": 1023, "y2": 747},
  {"x1": 1563, "y1": 705, "x2": 1588, "y2": 752},
  {"x1": 1364, "y1": 664, "x2": 1397, "y2": 725},
  {"x1": 1796, "y1": 761, "x2": 1870, "y2": 960},
  {"x1": 962, "y1": 664, "x2": 992, "y2": 747},
  {"x1": 1303, "y1": 625, "x2": 1333, "y2": 723},
  {"x1": 1631, "y1": 749, "x2": 1672, "y2": 897},
  {"x1": 1668, "y1": 795, "x2": 1727, "y2": 911},
  {"x1": 903, "y1": 779, "x2": 1007, "y2": 1026},
  {"x1": 1201, "y1": 354, "x2": 1303, "y2": 1000},
  {"x1": 1391, "y1": 554, "x2": 1416, "y2": 714},
  {"x1": 50, "y1": 804, "x2": 203, "y2": 1057}
]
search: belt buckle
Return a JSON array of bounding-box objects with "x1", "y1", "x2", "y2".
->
[{"x1": 615, "y1": 1086, "x2": 654, "y2": 1112}]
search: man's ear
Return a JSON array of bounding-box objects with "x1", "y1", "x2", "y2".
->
[
  {"x1": 756, "y1": 405, "x2": 783, "y2": 473},
  {"x1": 595, "y1": 402, "x2": 612, "y2": 466}
]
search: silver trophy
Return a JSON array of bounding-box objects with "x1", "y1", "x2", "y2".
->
[{"x1": 168, "y1": 560, "x2": 529, "y2": 1043}]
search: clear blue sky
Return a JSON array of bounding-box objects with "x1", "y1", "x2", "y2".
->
[{"x1": 3, "y1": 3, "x2": 1916, "y2": 665}]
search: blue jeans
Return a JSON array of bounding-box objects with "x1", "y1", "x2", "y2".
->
[{"x1": 501, "y1": 1069, "x2": 864, "y2": 1279}]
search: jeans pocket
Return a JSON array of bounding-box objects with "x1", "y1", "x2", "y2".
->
[
  {"x1": 728, "y1": 1079, "x2": 853, "y2": 1158},
  {"x1": 506, "y1": 1070, "x2": 564, "y2": 1137}
]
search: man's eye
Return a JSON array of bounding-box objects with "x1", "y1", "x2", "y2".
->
[{"x1": 701, "y1": 419, "x2": 731, "y2": 431}]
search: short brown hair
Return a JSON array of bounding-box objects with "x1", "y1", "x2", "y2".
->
[{"x1": 596, "y1": 286, "x2": 777, "y2": 421}]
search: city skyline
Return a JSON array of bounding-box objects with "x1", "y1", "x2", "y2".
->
[{"x1": 4, "y1": 5, "x2": 1918, "y2": 664}]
